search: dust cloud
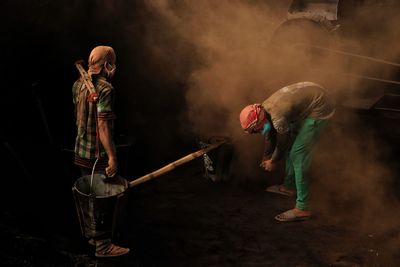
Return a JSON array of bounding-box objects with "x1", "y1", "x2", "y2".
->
[
  {"x1": 4, "y1": 0, "x2": 398, "y2": 253},
  {"x1": 144, "y1": 0, "x2": 293, "y2": 173},
  {"x1": 312, "y1": 1, "x2": 400, "y2": 235},
  {"x1": 141, "y1": 0, "x2": 400, "y2": 237}
]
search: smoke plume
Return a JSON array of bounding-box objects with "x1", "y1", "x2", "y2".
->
[{"x1": 141, "y1": 0, "x2": 400, "y2": 239}]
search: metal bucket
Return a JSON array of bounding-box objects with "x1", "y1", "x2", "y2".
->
[
  {"x1": 199, "y1": 136, "x2": 234, "y2": 182},
  {"x1": 72, "y1": 174, "x2": 129, "y2": 239}
]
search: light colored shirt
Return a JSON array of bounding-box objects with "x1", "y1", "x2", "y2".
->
[{"x1": 262, "y1": 81, "x2": 335, "y2": 134}]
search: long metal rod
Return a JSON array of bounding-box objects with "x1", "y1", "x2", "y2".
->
[
  {"x1": 306, "y1": 67, "x2": 400, "y2": 86},
  {"x1": 374, "y1": 107, "x2": 400, "y2": 112},
  {"x1": 333, "y1": 71, "x2": 400, "y2": 86},
  {"x1": 293, "y1": 43, "x2": 400, "y2": 68},
  {"x1": 129, "y1": 140, "x2": 226, "y2": 188},
  {"x1": 2, "y1": 141, "x2": 33, "y2": 181},
  {"x1": 32, "y1": 83, "x2": 55, "y2": 146}
]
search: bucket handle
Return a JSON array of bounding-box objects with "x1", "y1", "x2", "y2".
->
[{"x1": 89, "y1": 158, "x2": 99, "y2": 195}]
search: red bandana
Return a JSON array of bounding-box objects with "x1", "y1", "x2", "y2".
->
[{"x1": 239, "y1": 104, "x2": 266, "y2": 133}]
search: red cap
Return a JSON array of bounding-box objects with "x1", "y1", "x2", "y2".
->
[{"x1": 239, "y1": 104, "x2": 266, "y2": 133}]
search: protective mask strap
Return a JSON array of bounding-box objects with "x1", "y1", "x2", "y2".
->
[{"x1": 104, "y1": 62, "x2": 116, "y2": 78}]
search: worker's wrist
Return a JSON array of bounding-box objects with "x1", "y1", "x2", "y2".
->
[
  {"x1": 270, "y1": 158, "x2": 278, "y2": 163},
  {"x1": 108, "y1": 156, "x2": 117, "y2": 161},
  {"x1": 262, "y1": 156, "x2": 269, "y2": 161}
]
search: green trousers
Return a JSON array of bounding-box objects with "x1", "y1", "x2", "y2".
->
[{"x1": 283, "y1": 118, "x2": 328, "y2": 210}]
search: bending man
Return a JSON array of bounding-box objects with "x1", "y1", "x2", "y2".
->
[{"x1": 239, "y1": 81, "x2": 335, "y2": 222}]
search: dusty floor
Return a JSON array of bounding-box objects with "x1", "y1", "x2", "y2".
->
[
  {"x1": 1, "y1": 157, "x2": 399, "y2": 267},
  {"x1": 1, "y1": 106, "x2": 399, "y2": 267}
]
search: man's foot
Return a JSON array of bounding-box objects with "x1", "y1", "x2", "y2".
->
[
  {"x1": 265, "y1": 185, "x2": 296, "y2": 197},
  {"x1": 88, "y1": 238, "x2": 95, "y2": 246},
  {"x1": 95, "y1": 243, "x2": 130, "y2": 258},
  {"x1": 275, "y1": 208, "x2": 312, "y2": 222}
]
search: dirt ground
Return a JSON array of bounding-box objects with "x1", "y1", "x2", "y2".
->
[
  {"x1": 126, "y1": 165, "x2": 399, "y2": 267},
  {"x1": 1, "y1": 156, "x2": 399, "y2": 267},
  {"x1": 1, "y1": 105, "x2": 399, "y2": 267}
]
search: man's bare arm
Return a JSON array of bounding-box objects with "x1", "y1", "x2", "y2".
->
[{"x1": 98, "y1": 119, "x2": 117, "y2": 177}]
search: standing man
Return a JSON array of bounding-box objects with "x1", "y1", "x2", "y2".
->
[
  {"x1": 72, "y1": 45, "x2": 130, "y2": 257},
  {"x1": 239, "y1": 81, "x2": 335, "y2": 222}
]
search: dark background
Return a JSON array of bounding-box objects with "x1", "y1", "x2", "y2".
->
[
  {"x1": 1, "y1": 0, "x2": 199, "y2": 175},
  {"x1": 1, "y1": 1, "x2": 200, "y2": 265},
  {"x1": 1, "y1": 0, "x2": 400, "y2": 266}
]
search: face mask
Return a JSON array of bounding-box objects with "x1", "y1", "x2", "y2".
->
[
  {"x1": 261, "y1": 121, "x2": 271, "y2": 135},
  {"x1": 104, "y1": 62, "x2": 116, "y2": 78}
]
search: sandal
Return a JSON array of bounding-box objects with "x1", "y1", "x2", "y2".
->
[
  {"x1": 275, "y1": 209, "x2": 311, "y2": 222},
  {"x1": 95, "y1": 243, "x2": 130, "y2": 258},
  {"x1": 265, "y1": 185, "x2": 295, "y2": 197}
]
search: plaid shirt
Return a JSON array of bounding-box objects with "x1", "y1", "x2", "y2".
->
[{"x1": 72, "y1": 76, "x2": 116, "y2": 169}]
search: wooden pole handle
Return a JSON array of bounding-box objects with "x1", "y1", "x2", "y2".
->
[
  {"x1": 129, "y1": 140, "x2": 226, "y2": 188},
  {"x1": 74, "y1": 60, "x2": 97, "y2": 96}
]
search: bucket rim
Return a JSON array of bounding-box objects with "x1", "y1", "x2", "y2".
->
[{"x1": 73, "y1": 174, "x2": 129, "y2": 198}]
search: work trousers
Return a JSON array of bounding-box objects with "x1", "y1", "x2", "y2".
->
[{"x1": 283, "y1": 118, "x2": 328, "y2": 210}]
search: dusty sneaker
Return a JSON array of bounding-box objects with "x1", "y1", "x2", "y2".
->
[{"x1": 95, "y1": 243, "x2": 130, "y2": 258}]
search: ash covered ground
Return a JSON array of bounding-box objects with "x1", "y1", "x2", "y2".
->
[
  {"x1": 1, "y1": 165, "x2": 399, "y2": 267},
  {"x1": 1, "y1": 107, "x2": 400, "y2": 267}
]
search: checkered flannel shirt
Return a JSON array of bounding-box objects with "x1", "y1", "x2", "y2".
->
[{"x1": 72, "y1": 76, "x2": 116, "y2": 168}]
